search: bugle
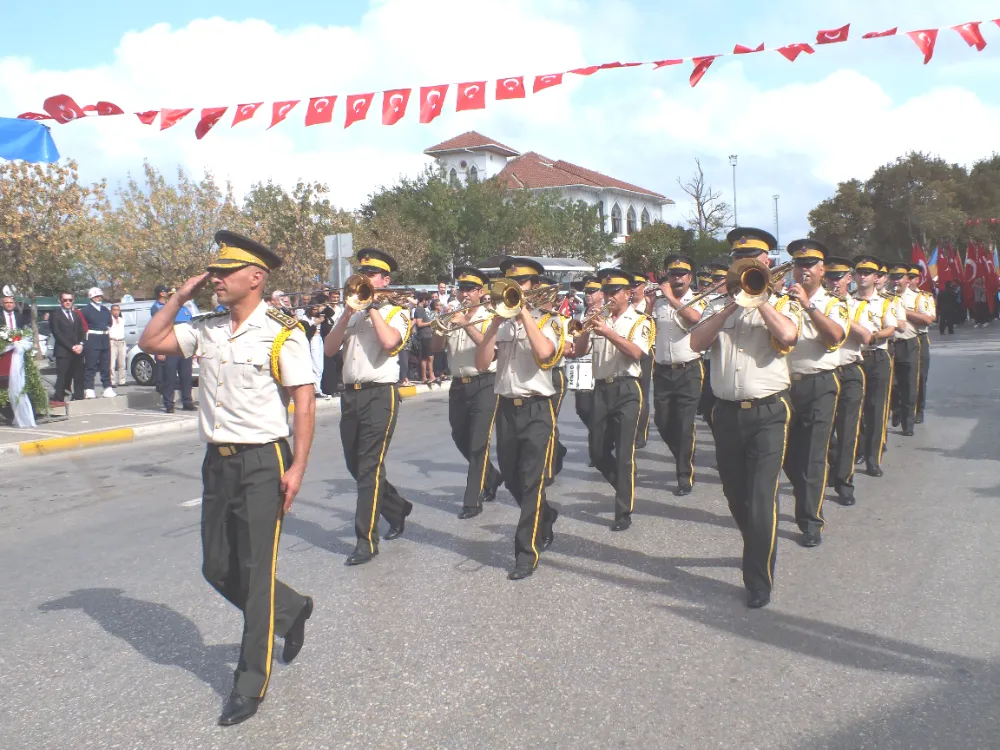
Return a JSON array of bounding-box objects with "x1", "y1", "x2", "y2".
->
[
  {"x1": 432, "y1": 301, "x2": 492, "y2": 333},
  {"x1": 686, "y1": 260, "x2": 795, "y2": 332},
  {"x1": 568, "y1": 303, "x2": 612, "y2": 335},
  {"x1": 488, "y1": 278, "x2": 525, "y2": 319},
  {"x1": 343, "y1": 274, "x2": 415, "y2": 311}
]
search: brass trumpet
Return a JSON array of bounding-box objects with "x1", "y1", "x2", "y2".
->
[
  {"x1": 432, "y1": 301, "x2": 492, "y2": 333},
  {"x1": 343, "y1": 274, "x2": 415, "y2": 311},
  {"x1": 524, "y1": 284, "x2": 560, "y2": 309},
  {"x1": 568, "y1": 303, "x2": 613, "y2": 335},
  {"x1": 686, "y1": 260, "x2": 794, "y2": 332},
  {"x1": 488, "y1": 278, "x2": 526, "y2": 319}
]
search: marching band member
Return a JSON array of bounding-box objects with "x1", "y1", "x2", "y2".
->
[
  {"x1": 431, "y1": 266, "x2": 503, "y2": 520},
  {"x1": 887, "y1": 264, "x2": 929, "y2": 437},
  {"x1": 696, "y1": 263, "x2": 727, "y2": 432},
  {"x1": 570, "y1": 276, "x2": 602, "y2": 430},
  {"x1": 574, "y1": 269, "x2": 651, "y2": 531},
  {"x1": 476, "y1": 257, "x2": 562, "y2": 580},
  {"x1": 629, "y1": 273, "x2": 654, "y2": 448},
  {"x1": 324, "y1": 249, "x2": 413, "y2": 566},
  {"x1": 853, "y1": 256, "x2": 898, "y2": 478},
  {"x1": 648, "y1": 254, "x2": 705, "y2": 496},
  {"x1": 783, "y1": 240, "x2": 849, "y2": 549},
  {"x1": 907, "y1": 264, "x2": 936, "y2": 424},
  {"x1": 690, "y1": 228, "x2": 800, "y2": 609},
  {"x1": 538, "y1": 275, "x2": 569, "y2": 484}
]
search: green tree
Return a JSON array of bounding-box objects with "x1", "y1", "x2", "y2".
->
[
  {"x1": 616, "y1": 223, "x2": 695, "y2": 276},
  {"x1": 807, "y1": 179, "x2": 875, "y2": 257}
]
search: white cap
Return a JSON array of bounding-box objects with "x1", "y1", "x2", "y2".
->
[{"x1": 88, "y1": 287, "x2": 104, "y2": 299}]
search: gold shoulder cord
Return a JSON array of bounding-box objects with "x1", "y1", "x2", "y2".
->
[
  {"x1": 823, "y1": 297, "x2": 849, "y2": 353},
  {"x1": 385, "y1": 305, "x2": 412, "y2": 357},
  {"x1": 535, "y1": 312, "x2": 564, "y2": 370},
  {"x1": 770, "y1": 296, "x2": 798, "y2": 356},
  {"x1": 266, "y1": 308, "x2": 303, "y2": 386}
]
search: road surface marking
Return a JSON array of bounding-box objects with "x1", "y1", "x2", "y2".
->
[{"x1": 181, "y1": 498, "x2": 202, "y2": 507}]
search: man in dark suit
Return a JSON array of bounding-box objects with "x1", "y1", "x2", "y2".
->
[
  {"x1": 50, "y1": 291, "x2": 86, "y2": 404},
  {"x1": 1, "y1": 294, "x2": 29, "y2": 330}
]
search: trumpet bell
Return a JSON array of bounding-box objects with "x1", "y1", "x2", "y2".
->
[
  {"x1": 344, "y1": 274, "x2": 375, "y2": 311},
  {"x1": 489, "y1": 278, "x2": 523, "y2": 319}
]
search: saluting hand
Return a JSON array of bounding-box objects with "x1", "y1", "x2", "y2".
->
[{"x1": 176, "y1": 272, "x2": 211, "y2": 303}]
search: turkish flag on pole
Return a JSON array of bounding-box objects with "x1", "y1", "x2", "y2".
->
[
  {"x1": 269, "y1": 101, "x2": 300, "y2": 129},
  {"x1": 344, "y1": 94, "x2": 374, "y2": 128},
  {"x1": 232, "y1": 103, "x2": 263, "y2": 126},
  {"x1": 938, "y1": 245, "x2": 952, "y2": 286},
  {"x1": 42, "y1": 94, "x2": 87, "y2": 124},
  {"x1": 690, "y1": 56, "x2": 718, "y2": 87},
  {"x1": 962, "y1": 240, "x2": 978, "y2": 310},
  {"x1": 160, "y1": 108, "x2": 194, "y2": 131},
  {"x1": 195, "y1": 107, "x2": 228, "y2": 140},
  {"x1": 135, "y1": 111, "x2": 158, "y2": 125},
  {"x1": 907, "y1": 29, "x2": 939, "y2": 64},
  {"x1": 949, "y1": 242, "x2": 964, "y2": 287},
  {"x1": 862, "y1": 28, "x2": 897, "y2": 39},
  {"x1": 953, "y1": 22, "x2": 987, "y2": 51},
  {"x1": 817, "y1": 24, "x2": 850, "y2": 44},
  {"x1": 382, "y1": 89, "x2": 410, "y2": 125},
  {"x1": 911, "y1": 242, "x2": 933, "y2": 291},
  {"x1": 496, "y1": 77, "x2": 526, "y2": 100},
  {"x1": 94, "y1": 101, "x2": 125, "y2": 116},
  {"x1": 777, "y1": 43, "x2": 815, "y2": 62},
  {"x1": 533, "y1": 74, "x2": 563, "y2": 93},
  {"x1": 734, "y1": 43, "x2": 765, "y2": 54},
  {"x1": 455, "y1": 81, "x2": 486, "y2": 111},
  {"x1": 419, "y1": 85, "x2": 448, "y2": 124},
  {"x1": 305, "y1": 96, "x2": 336, "y2": 126}
]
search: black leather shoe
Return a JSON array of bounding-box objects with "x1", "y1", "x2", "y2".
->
[
  {"x1": 891, "y1": 411, "x2": 900, "y2": 427},
  {"x1": 345, "y1": 546, "x2": 378, "y2": 566},
  {"x1": 385, "y1": 501, "x2": 413, "y2": 540},
  {"x1": 481, "y1": 481, "x2": 500, "y2": 503},
  {"x1": 915, "y1": 412, "x2": 924, "y2": 424},
  {"x1": 855, "y1": 455, "x2": 866, "y2": 465},
  {"x1": 674, "y1": 484, "x2": 692, "y2": 497},
  {"x1": 839, "y1": 494, "x2": 856, "y2": 507},
  {"x1": 539, "y1": 508, "x2": 558, "y2": 551},
  {"x1": 282, "y1": 597, "x2": 313, "y2": 664},
  {"x1": 611, "y1": 515, "x2": 632, "y2": 532},
  {"x1": 218, "y1": 692, "x2": 260, "y2": 726},
  {"x1": 457, "y1": 506, "x2": 482, "y2": 520},
  {"x1": 802, "y1": 531, "x2": 822, "y2": 548},
  {"x1": 747, "y1": 589, "x2": 770, "y2": 609},
  {"x1": 182, "y1": 403, "x2": 197, "y2": 411},
  {"x1": 902, "y1": 427, "x2": 915, "y2": 437},
  {"x1": 867, "y1": 463, "x2": 884, "y2": 478},
  {"x1": 165, "y1": 405, "x2": 175, "y2": 414},
  {"x1": 507, "y1": 565, "x2": 534, "y2": 580},
  {"x1": 635, "y1": 439, "x2": 647, "y2": 450}
]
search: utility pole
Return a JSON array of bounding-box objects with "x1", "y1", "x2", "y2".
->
[
  {"x1": 729, "y1": 155, "x2": 738, "y2": 228},
  {"x1": 773, "y1": 194, "x2": 780, "y2": 252}
]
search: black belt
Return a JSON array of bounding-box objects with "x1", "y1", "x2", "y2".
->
[
  {"x1": 836, "y1": 362, "x2": 862, "y2": 372},
  {"x1": 454, "y1": 372, "x2": 494, "y2": 385},
  {"x1": 344, "y1": 382, "x2": 395, "y2": 391},
  {"x1": 501, "y1": 395, "x2": 549, "y2": 407},
  {"x1": 791, "y1": 370, "x2": 837, "y2": 382},
  {"x1": 595, "y1": 375, "x2": 638, "y2": 386},
  {"x1": 655, "y1": 360, "x2": 699, "y2": 371},
  {"x1": 718, "y1": 391, "x2": 788, "y2": 410},
  {"x1": 208, "y1": 440, "x2": 281, "y2": 458}
]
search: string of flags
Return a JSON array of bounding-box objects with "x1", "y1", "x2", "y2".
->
[{"x1": 13, "y1": 18, "x2": 999, "y2": 140}]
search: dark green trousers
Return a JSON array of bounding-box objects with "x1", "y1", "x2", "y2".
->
[
  {"x1": 652, "y1": 359, "x2": 704, "y2": 490},
  {"x1": 637, "y1": 354, "x2": 653, "y2": 445},
  {"x1": 891, "y1": 337, "x2": 920, "y2": 431},
  {"x1": 341, "y1": 384, "x2": 409, "y2": 553},
  {"x1": 829, "y1": 362, "x2": 865, "y2": 500},
  {"x1": 449, "y1": 373, "x2": 502, "y2": 510},
  {"x1": 496, "y1": 395, "x2": 557, "y2": 568},
  {"x1": 697, "y1": 358, "x2": 716, "y2": 431},
  {"x1": 713, "y1": 393, "x2": 791, "y2": 594},
  {"x1": 785, "y1": 371, "x2": 840, "y2": 535},
  {"x1": 917, "y1": 332, "x2": 930, "y2": 418},
  {"x1": 575, "y1": 389, "x2": 594, "y2": 429},
  {"x1": 589, "y1": 377, "x2": 642, "y2": 521},
  {"x1": 860, "y1": 349, "x2": 891, "y2": 465},
  {"x1": 547, "y1": 367, "x2": 568, "y2": 481},
  {"x1": 201, "y1": 440, "x2": 308, "y2": 699}
]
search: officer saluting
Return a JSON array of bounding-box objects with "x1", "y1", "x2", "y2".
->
[
  {"x1": 574, "y1": 269, "x2": 651, "y2": 531},
  {"x1": 139, "y1": 231, "x2": 316, "y2": 726},
  {"x1": 476, "y1": 257, "x2": 562, "y2": 580},
  {"x1": 430, "y1": 266, "x2": 503, "y2": 519},
  {"x1": 690, "y1": 228, "x2": 800, "y2": 609},
  {"x1": 324, "y1": 249, "x2": 413, "y2": 566}
]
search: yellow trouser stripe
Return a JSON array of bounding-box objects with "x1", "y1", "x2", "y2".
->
[
  {"x1": 262, "y1": 443, "x2": 286, "y2": 698},
  {"x1": 880, "y1": 355, "x2": 893, "y2": 463},
  {"x1": 629, "y1": 384, "x2": 642, "y2": 513},
  {"x1": 479, "y1": 396, "x2": 500, "y2": 494},
  {"x1": 531, "y1": 402, "x2": 557, "y2": 566},
  {"x1": 547, "y1": 370, "x2": 565, "y2": 479},
  {"x1": 913, "y1": 337, "x2": 922, "y2": 423},
  {"x1": 769, "y1": 397, "x2": 792, "y2": 586},
  {"x1": 690, "y1": 361, "x2": 704, "y2": 484},
  {"x1": 367, "y1": 387, "x2": 396, "y2": 553},
  {"x1": 816, "y1": 373, "x2": 841, "y2": 530},
  {"x1": 846, "y1": 366, "x2": 865, "y2": 485}
]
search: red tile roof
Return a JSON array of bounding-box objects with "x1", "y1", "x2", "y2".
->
[
  {"x1": 423, "y1": 131, "x2": 520, "y2": 157},
  {"x1": 497, "y1": 151, "x2": 669, "y2": 202}
]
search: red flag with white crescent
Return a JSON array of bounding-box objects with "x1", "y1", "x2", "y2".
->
[
  {"x1": 816, "y1": 24, "x2": 850, "y2": 44},
  {"x1": 495, "y1": 76, "x2": 526, "y2": 100},
  {"x1": 569, "y1": 66, "x2": 601, "y2": 75},
  {"x1": 232, "y1": 102, "x2": 263, "y2": 126},
  {"x1": 269, "y1": 100, "x2": 300, "y2": 130},
  {"x1": 533, "y1": 74, "x2": 563, "y2": 93},
  {"x1": 382, "y1": 89, "x2": 410, "y2": 125},
  {"x1": 17, "y1": 112, "x2": 51, "y2": 121},
  {"x1": 195, "y1": 107, "x2": 228, "y2": 140},
  {"x1": 42, "y1": 94, "x2": 87, "y2": 124},
  {"x1": 305, "y1": 96, "x2": 336, "y2": 126},
  {"x1": 777, "y1": 43, "x2": 815, "y2": 62},
  {"x1": 345, "y1": 93, "x2": 373, "y2": 127},
  {"x1": 419, "y1": 85, "x2": 448, "y2": 124},
  {"x1": 653, "y1": 59, "x2": 683, "y2": 69},
  {"x1": 160, "y1": 108, "x2": 193, "y2": 131},
  {"x1": 94, "y1": 101, "x2": 125, "y2": 116},
  {"x1": 455, "y1": 82, "x2": 486, "y2": 111},
  {"x1": 953, "y1": 21, "x2": 987, "y2": 51},
  {"x1": 907, "y1": 29, "x2": 939, "y2": 64},
  {"x1": 689, "y1": 56, "x2": 717, "y2": 87}
]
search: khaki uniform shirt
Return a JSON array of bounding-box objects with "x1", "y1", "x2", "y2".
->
[
  {"x1": 341, "y1": 303, "x2": 411, "y2": 384},
  {"x1": 707, "y1": 294, "x2": 801, "y2": 401},
  {"x1": 838, "y1": 297, "x2": 869, "y2": 366},
  {"x1": 494, "y1": 310, "x2": 560, "y2": 398},
  {"x1": 915, "y1": 291, "x2": 936, "y2": 334},
  {"x1": 858, "y1": 291, "x2": 897, "y2": 352},
  {"x1": 652, "y1": 289, "x2": 705, "y2": 365},
  {"x1": 787, "y1": 289, "x2": 850, "y2": 376},
  {"x1": 592, "y1": 306, "x2": 651, "y2": 380},
  {"x1": 895, "y1": 289, "x2": 919, "y2": 340},
  {"x1": 443, "y1": 307, "x2": 497, "y2": 377},
  {"x1": 175, "y1": 301, "x2": 314, "y2": 445},
  {"x1": 550, "y1": 314, "x2": 569, "y2": 369}
]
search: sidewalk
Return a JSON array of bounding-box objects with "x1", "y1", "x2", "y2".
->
[{"x1": 1, "y1": 381, "x2": 438, "y2": 461}]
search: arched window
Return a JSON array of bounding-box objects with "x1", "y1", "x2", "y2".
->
[
  {"x1": 626, "y1": 206, "x2": 638, "y2": 235},
  {"x1": 469, "y1": 165, "x2": 479, "y2": 183},
  {"x1": 449, "y1": 168, "x2": 459, "y2": 187},
  {"x1": 597, "y1": 201, "x2": 605, "y2": 231},
  {"x1": 611, "y1": 203, "x2": 623, "y2": 235},
  {"x1": 641, "y1": 208, "x2": 651, "y2": 229}
]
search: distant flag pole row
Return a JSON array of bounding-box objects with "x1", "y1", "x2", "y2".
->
[{"x1": 13, "y1": 17, "x2": 1000, "y2": 140}]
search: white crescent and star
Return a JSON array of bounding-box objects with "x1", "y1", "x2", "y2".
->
[
  {"x1": 389, "y1": 94, "x2": 404, "y2": 110},
  {"x1": 314, "y1": 98, "x2": 330, "y2": 111},
  {"x1": 541, "y1": 75, "x2": 557, "y2": 83},
  {"x1": 353, "y1": 98, "x2": 367, "y2": 112},
  {"x1": 821, "y1": 30, "x2": 843, "y2": 41},
  {"x1": 278, "y1": 104, "x2": 292, "y2": 118},
  {"x1": 464, "y1": 85, "x2": 480, "y2": 98},
  {"x1": 426, "y1": 90, "x2": 441, "y2": 109},
  {"x1": 502, "y1": 78, "x2": 521, "y2": 90}
]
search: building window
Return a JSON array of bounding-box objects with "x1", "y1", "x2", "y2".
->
[
  {"x1": 449, "y1": 168, "x2": 459, "y2": 187},
  {"x1": 641, "y1": 208, "x2": 651, "y2": 229},
  {"x1": 597, "y1": 201, "x2": 605, "y2": 231},
  {"x1": 626, "y1": 206, "x2": 638, "y2": 235},
  {"x1": 611, "y1": 203, "x2": 622, "y2": 235},
  {"x1": 469, "y1": 165, "x2": 479, "y2": 184}
]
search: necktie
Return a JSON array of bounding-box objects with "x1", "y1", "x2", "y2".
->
[{"x1": 66, "y1": 310, "x2": 72, "y2": 322}]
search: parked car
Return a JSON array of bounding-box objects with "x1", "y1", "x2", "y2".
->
[
  {"x1": 127, "y1": 344, "x2": 201, "y2": 386},
  {"x1": 118, "y1": 299, "x2": 200, "y2": 350}
]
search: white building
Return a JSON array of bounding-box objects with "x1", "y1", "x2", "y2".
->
[{"x1": 424, "y1": 131, "x2": 673, "y2": 244}]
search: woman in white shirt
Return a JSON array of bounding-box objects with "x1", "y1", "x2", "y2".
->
[{"x1": 109, "y1": 304, "x2": 127, "y2": 387}]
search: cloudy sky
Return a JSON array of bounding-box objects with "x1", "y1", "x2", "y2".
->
[{"x1": 2, "y1": 0, "x2": 999, "y2": 244}]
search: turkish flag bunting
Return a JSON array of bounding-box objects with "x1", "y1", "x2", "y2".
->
[
  {"x1": 777, "y1": 43, "x2": 815, "y2": 62},
  {"x1": 599, "y1": 62, "x2": 642, "y2": 69},
  {"x1": 160, "y1": 108, "x2": 193, "y2": 131},
  {"x1": 862, "y1": 28, "x2": 897, "y2": 39},
  {"x1": 42, "y1": 94, "x2": 87, "y2": 124},
  {"x1": 496, "y1": 77, "x2": 526, "y2": 100},
  {"x1": 690, "y1": 56, "x2": 718, "y2": 87},
  {"x1": 994, "y1": 19, "x2": 1000, "y2": 29},
  {"x1": 455, "y1": 82, "x2": 486, "y2": 111},
  {"x1": 306, "y1": 96, "x2": 336, "y2": 126},
  {"x1": 734, "y1": 43, "x2": 765, "y2": 54},
  {"x1": 533, "y1": 74, "x2": 563, "y2": 93},
  {"x1": 816, "y1": 24, "x2": 850, "y2": 44},
  {"x1": 17, "y1": 112, "x2": 51, "y2": 120},
  {"x1": 135, "y1": 111, "x2": 158, "y2": 125},
  {"x1": 94, "y1": 101, "x2": 125, "y2": 116},
  {"x1": 345, "y1": 94, "x2": 374, "y2": 127},
  {"x1": 195, "y1": 107, "x2": 227, "y2": 140},
  {"x1": 907, "y1": 29, "x2": 939, "y2": 64},
  {"x1": 419, "y1": 85, "x2": 448, "y2": 124},
  {"x1": 269, "y1": 101, "x2": 300, "y2": 129},
  {"x1": 83, "y1": 105, "x2": 97, "y2": 113},
  {"x1": 953, "y1": 22, "x2": 987, "y2": 51},
  {"x1": 232, "y1": 102, "x2": 263, "y2": 126},
  {"x1": 382, "y1": 89, "x2": 410, "y2": 125},
  {"x1": 653, "y1": 59, "x2": 683, "y2": 69},
  {"x1": 569, "y1": 66, "x2": 601, "y2": 75}
]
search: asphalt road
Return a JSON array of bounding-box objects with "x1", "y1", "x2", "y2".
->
[{"x1": 4, "y1": 327, "x2": 1000, "y2": 750}]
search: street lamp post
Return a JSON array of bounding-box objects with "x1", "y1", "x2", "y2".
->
[
  {"x1": 773, "y1": 194, "x2": 780, "y2": 252},
  {"x1": 729, "y1": 155, "x2": 738, "y2": 228}
]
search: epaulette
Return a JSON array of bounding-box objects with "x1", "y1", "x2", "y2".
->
[
  {"x1": 192, "y1": 310, "x2": 228, "y2": 322},
  {"x1": 266, "y1": 307, "x2": 300, "y2": 329}
]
